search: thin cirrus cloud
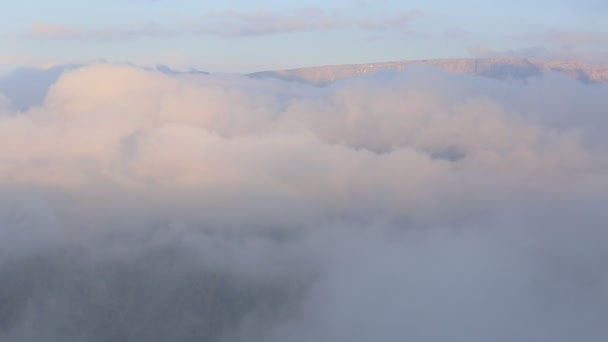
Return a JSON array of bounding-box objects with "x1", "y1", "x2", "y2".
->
[
  {"x1": 467, "y1": 28, "x2": 608, "y2": 64},
  {"x1": 28, "y1": 8, "x2": 423, "y2": 41},
  {"x1": 188, "y1": 8, "x2": 423, "y2": 37},
  {"x1": 526, "y1": 29, "x2": 608, "y2": 45},
  {"x1": 30, "y1": 22, "x2": 82, "y2": 39},
  {"x1": 469, "y1": 44, "x2": 608, "y2": 64},
  {"x1": 29, "y1": 21, "x2": 173, "y2": 41},
  {"x1": 193, "y1": 9, "x2": 351, "y2": 37}
]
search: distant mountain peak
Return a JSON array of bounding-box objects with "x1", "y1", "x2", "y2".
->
[
  {"x1": 248, "y1": 58, "x2": 608, "y2": 84},
  {"x1": 155, "y1": 64, "x2": 209, "y2": 76}
]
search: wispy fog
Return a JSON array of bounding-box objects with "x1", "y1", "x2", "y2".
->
[{"x1": 0, "y1": 64, "x2": 607, "y2": 341}]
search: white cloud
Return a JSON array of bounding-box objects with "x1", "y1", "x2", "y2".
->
[{"x1": 0, "y1": 63, "x2": 607, "y2": 341}]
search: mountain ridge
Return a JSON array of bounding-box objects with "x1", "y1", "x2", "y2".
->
[{"x1": 248, "y1": 57, "x2": 608, "y2": 84}]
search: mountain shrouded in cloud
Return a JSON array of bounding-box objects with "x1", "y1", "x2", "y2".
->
[
  {"x1": 0, "y1": 64, "x2": 607, "y2": 341},
  {"x1": 249, "y1": 57, "x2": 608, "y2": 84}
]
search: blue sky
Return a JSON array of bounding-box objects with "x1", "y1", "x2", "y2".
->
[{"x1": 1, "y1": 0, "x2": 607, "y2": 72}]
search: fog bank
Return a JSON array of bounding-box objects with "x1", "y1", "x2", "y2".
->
[{"x1": 0, "y1": 64, "x2": 607, "y2": 341}]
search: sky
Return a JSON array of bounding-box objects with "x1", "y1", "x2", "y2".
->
[{"x1": 1, "y1": 0, "x2": 607, "y2": 72}]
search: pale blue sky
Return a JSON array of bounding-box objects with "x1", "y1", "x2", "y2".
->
[{"x1": 1, "y1": 0, "x2": 606, "y2": 72}]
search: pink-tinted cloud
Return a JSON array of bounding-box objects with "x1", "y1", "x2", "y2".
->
[
  {"x1": 190, "y1": 8, "x2": 423, "y2": 37},
  {"x1": 28, "y1": 8, "x2": 423, "y2": 41},
  {"x1": 0, "y1": 62, "x2": 607, "y2": 342},
  {"x1": 466, "y1": 27, "x2": 608, "y2": 64},
  {"x1": 198, "y1": 9, "x2": 348, "y2": 36},
  {"x1": 30, "y1": 22, "x2": 82, "y2": 39},
  {"x1": 468, "y1": 44, "x2": 608, "y2": 64},
  {"x1": 0, "y1": 53, "x2": 31, "y2": 65},
  {"x1": 29, "y1": 21, "x2": 173, "y2": 41}
]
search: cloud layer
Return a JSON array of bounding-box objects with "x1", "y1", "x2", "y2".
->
[{"x1": 0, "y1": 64, "x2": 607, "y2": 341}]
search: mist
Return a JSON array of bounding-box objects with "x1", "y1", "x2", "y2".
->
[{"x1": 0, "y1": 64, "x2": 607, "y2": 341}]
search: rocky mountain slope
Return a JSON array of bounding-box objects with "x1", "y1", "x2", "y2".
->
[{"x1": 249, "y1": 58, "x2": 608, "y2": 84}]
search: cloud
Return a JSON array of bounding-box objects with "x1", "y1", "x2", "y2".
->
[
  {"x1": 473, "y1": 45, "x2": 608, "y2": 65},
  {"x1": 471, "y1": 29, "x2": 608, "y2": 64},
  {"x1": 465, "y1": 28, "x2": 608, "y2": 65},
  {"x1": 194, "y1": 8, "x2": 349, "y2": 36},
  {"x1": 29, "y1": 8, "x2": 423, "y2": 41},
  {"x1": 444, "y1": 27, "x2": 468, "y2": 40},
  {"x1": 29, "y1": 21, "x2": 173, "y2": 41},
  {"x1": 0, "y1": 54, "x2": 33, "y2": 65},
  {"x1": 30, "y1": 22, "x2": 83, "y2": 39},
  {"x1": 355, "y1": 9, "x2": 422, "y2": 32},
  {"x1": 531, "y1": 29, "x2": 608, "y2": 45},
  {"x1": 0, "y1": 63, "x2": 607, "y2": 341}
]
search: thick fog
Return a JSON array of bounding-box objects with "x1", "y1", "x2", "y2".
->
[{"x1": 0, "y1": 64, "x2": 607, "y2": 341}]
